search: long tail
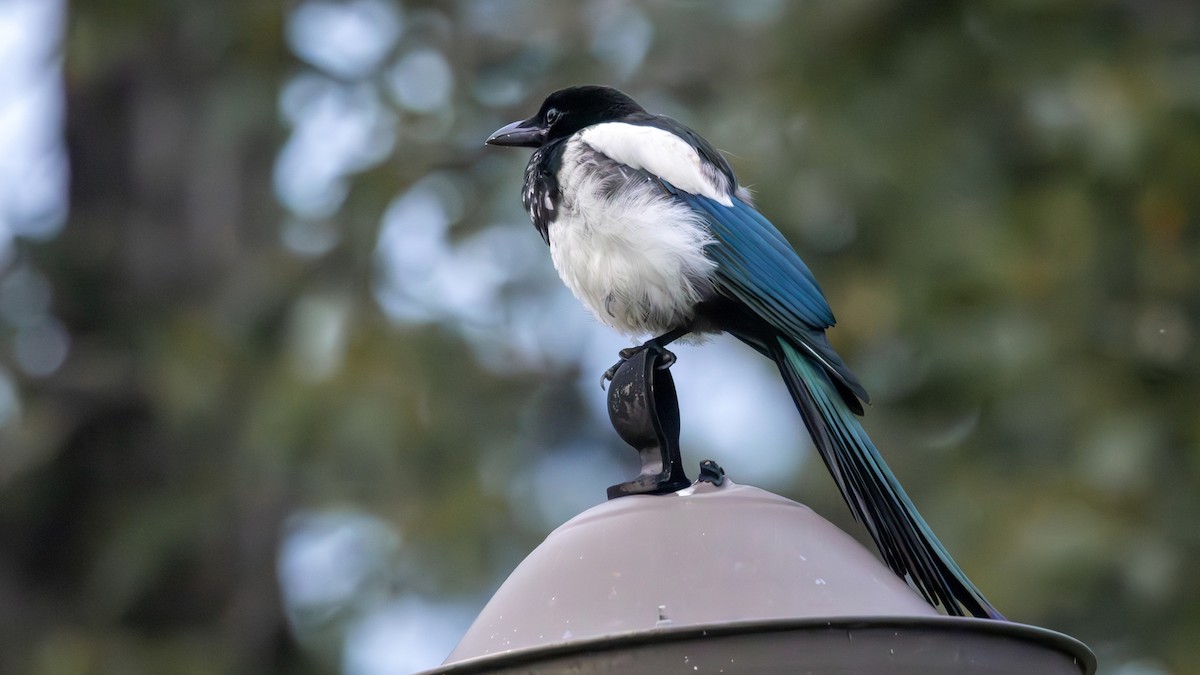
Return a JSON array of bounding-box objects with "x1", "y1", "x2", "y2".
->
[{"x1": 769, "y1": 335, "x2": 1004, "y2": 619}]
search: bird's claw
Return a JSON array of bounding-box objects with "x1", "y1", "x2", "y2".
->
[
  {"x1": 600, "y1": 342, "x2": 677, "y2": 389},
  {"x1": 600, "y1": 364, "x2": 619, "y2": 389}
]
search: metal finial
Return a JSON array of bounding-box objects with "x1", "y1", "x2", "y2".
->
[{"x1": 605, "y1": 348, "x2": 691, "y2": 499}]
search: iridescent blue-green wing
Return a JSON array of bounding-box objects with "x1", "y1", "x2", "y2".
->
[{"x1": 672, "y1": 190, "x2": 868, "y2": 409}]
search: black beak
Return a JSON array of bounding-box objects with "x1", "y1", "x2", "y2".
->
[{"x1": 485, "y1": 118, "x2": 546, "y2": 148}]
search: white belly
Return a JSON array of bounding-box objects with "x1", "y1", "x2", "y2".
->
[{"x1": 548, "y1": 164, "x2": 717, "y2": 337}]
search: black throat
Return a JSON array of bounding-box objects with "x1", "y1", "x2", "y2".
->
[{"x1": 523, "y1": 139, "x2": 568, "y2": 245}]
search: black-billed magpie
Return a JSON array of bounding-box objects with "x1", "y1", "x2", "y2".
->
[{"x1": 486, "y1": 85, "x2": 1003, "y2": 620}]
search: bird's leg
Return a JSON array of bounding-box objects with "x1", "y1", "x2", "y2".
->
[{"x1": 601, "y1": 327, "x2": 689, "y2": 387}]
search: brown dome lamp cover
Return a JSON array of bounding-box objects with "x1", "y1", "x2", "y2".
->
[{"x1": 425, "y1": 350, "x2": 1096, "y2": 674}]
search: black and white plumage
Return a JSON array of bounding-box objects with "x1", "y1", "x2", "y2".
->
[{"x1": 486, "y1": 85, "x2": 1003, "y2": 620}]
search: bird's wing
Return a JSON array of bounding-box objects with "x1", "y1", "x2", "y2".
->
[
  {"x1": 577, "y1": 119, "x2": 736, "y2": 206},
  {"x1": 688, "y1": 192, "x2": 835, "y2": 331},
  {"x1": 577, "y1": 118, "x2": 833, "y2": 331},
  {"x1": 576, "y1": 118, "x2": 867, "y2": 405},
  {"x1": 675, "y1": 189, "x2": 869, "y2": 407}
]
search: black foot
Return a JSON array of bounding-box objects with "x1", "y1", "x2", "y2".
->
[{"x1": 601, "y1": 341, "x2": 677, "y2": 388}]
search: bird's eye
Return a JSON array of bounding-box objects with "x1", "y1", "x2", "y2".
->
[{"x1": 545, "y1": 108, "x2": 562, "y2": 125}]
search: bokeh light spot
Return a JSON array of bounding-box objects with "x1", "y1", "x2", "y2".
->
[
  {"x1": 13, "y1": 316, "x2": 68, "y2": 377},
  {"x1": 388, "y1": 48, "x2": 455, "y2": 113},
  {"x1": 287, "y1": 0, "x2": 403, "y2": 79}
]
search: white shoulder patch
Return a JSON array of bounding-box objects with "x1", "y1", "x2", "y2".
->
[{"x1": 579, "y1": 122, "x2": 733, "y2": 207}]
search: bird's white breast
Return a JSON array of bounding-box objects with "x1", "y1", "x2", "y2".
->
[{"x1": 548, "y1": 138, "x2": 718, "y2": 337}]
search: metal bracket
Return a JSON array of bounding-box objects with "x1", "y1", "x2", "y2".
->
[{"x1": 605, "y1": 348, "x2": 691, "y2": 499}]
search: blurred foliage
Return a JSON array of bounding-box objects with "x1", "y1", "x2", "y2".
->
[{"x1": 0, "y1": 0, "x2": 1197, "y2": 673}]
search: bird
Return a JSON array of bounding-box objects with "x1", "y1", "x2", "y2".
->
[{"x1": 485, "y1": 84, "x2": 1003, "y2": 620}]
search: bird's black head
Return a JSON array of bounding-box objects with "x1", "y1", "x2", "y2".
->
[{"x1": 485, "y1": 85, "x2": 645, "y2": 148}]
